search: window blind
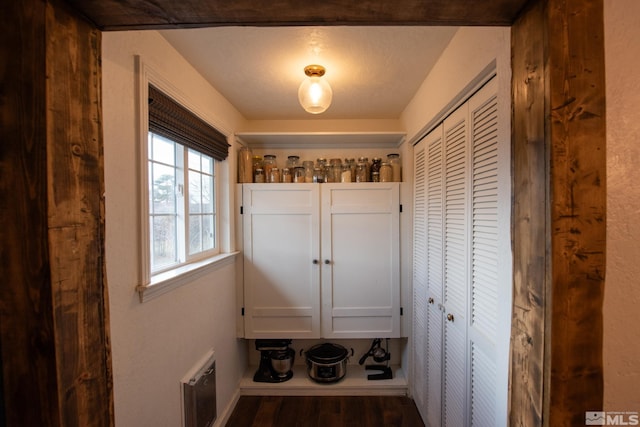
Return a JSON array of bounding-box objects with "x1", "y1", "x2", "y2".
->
[{"x1": 148, "y1": 85, "x2": 229, "y2": 161}]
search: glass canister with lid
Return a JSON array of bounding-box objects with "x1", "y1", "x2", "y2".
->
[
  {"x1": 293, "y1": 166, "x2": 306, "y2": 183},
  {"x1": 281, "y1": 167, "x2": 292, "y2": 183},
  {"x1": 303, "y1": 161, "x2": 314, "y2": 183},
  {"x1": 379, "y1": 162, "x2": 393, "y2": 182},
  {"x1": 387, "y1": 153, "x2": 401, "y2": 182},
  {"x1": 262, "y1": 154, "x2": 277, "y2": 179},
  {"x1": 356, "y1": 162, "x2": 368, "y2": 182},
  {"x1": 286, "y1": 155, "x2": 300, "y2": 170},
  {"x1": 268, "y1": 167, "x2": 281, "y2": 183},
  {"x1": 329, "y1": 158, "x2": 342, "y2": 183}
]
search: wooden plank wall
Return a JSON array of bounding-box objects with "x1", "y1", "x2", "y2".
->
[
  {"x1": 0, "y1": 0, "x2": 114, "y2": 425},
  {"x1": 510, "y1": 0, "x2": 549, "y2": 424},
  {"x1": 547, "y1": 0, "x2": 606, "y2": 425},
  {"x1": 510, "y1": 0, "x2": 606, "y2": 425}
]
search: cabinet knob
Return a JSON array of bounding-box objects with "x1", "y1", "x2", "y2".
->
[
  {"x1": 446, "y1": 313, "x2": 454, "y2": 322},
  {"x1": 313, "y1": 259, "x2": 319, "y2": 264},
  {"x1": 324, "y1": 259, "x2": 331, "y2": 265},
  {"x1": 428, "y1": 297, "x2": 434, "y2": 304}
]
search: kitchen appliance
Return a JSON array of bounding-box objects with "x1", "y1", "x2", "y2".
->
[
  {"x1": 253, "y1": 339, "x2": 295, "y2": 383},
  {"x1": 358, "y1": 338, "x2": 393, "y2": 380},
  {"x1": 303, "y1": 342, "x2": 354, "y2": 383}
]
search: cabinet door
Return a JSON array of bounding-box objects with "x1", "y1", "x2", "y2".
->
[
  {"x1": 242, "y1": 184, "x2": 320, "y2": 338},
  {"x1": 320, "y1": 183, "x2": 400, "y2": 338}
]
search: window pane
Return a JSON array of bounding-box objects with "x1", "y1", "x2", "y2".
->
[
  {"x1": 152, "y1": 163, "x2": 176, "y2": 214},
  {"x1": 151, "y1": 215, "x2": 177, "y2": 271},
  {"x1": 202, "y1": 214, "x2": 214, "y2": 251},
  {"x1": 188, "y1": 149, "x2": 201, "y2": 172},
  {"x1": 202, "y1": 156, "x2": 213, "y2": 175},
  {"x1": 189, "y1": 215, "x2": 202, "y2": 254},
  {"x1": 202, "y1": 173, "x2": 213, "y2": 213},
  {"x1": 151, "y1": 133, "x2": 175, "y2": 165},
  {"x1": 189, "y1": 170, "x2": 202, "y2": 213}
]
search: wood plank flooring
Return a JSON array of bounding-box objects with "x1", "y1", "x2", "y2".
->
[{"x1": 225, "y1": 395, "x2": 425, "y2": 427}]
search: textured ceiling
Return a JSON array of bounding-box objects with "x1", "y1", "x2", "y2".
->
[{"x1": 160, "y1": 26, "x2": 458, "y2": 120}]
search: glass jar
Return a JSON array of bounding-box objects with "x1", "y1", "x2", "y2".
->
[
  {"x1": 262, "y1": 154, "x2": 277, "y2": 179},
  {"x1": 303, "y1": 160, "x2": 314, "y2": 183},
  {"x1": 358, "y1": 157, "x2": 370, "y2": 182},
  {"x1": 379, "y1": 162, "x2": 393, "y2": 182},
  {"x1": 252, "y1": 155, "x2": 263, "y2": 178},
  {"x1": 293, "y1": 166, "x2": 306, "y2": 183},
  {"x1": 387, "y1": 153, "x2": 401, "y2": 182},
  {"x1": 372, "y1": 171, "x2": 380, "y2": 182},
  {"x1": 254, "y1": 167, "x2": 265, "y2": 183},
  {"x1": 268, "y1": 167, "x2": 280, "y2": 183},
  {"x1": 281, "y1": 167, "x2": 292, "y2": 183},
  {"x1": 370, "y1": 157, "x2": 382, "y2": 182},
  {"x1": 348, "y1": 158, "x2": 357, "y2": 182},
  {"x1": 340, "y1": 164, "x2": 352, "y2": 183},
  {"x1": 286, "y1": 155, "x2": 300, "y2": 169},
  {"x1": 238, "y1": 146, "x2": 253, "y2": 183},
  {"x1": 329, "y1": 158, "x2": 342, "y2": 183},
  {"x1": 356, "y1": 162, "x2": 368, "y2": 182},
  {"x1": 313, "y1": 167, "x2": 325, "y2": 183}
]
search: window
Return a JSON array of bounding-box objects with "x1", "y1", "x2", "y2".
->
[
  {"x1": 148, "y1": 133, "x2": 217, "y2": 273},
  {"x1": 137, "y1": 76, "x2": 233, "y2": 301}
]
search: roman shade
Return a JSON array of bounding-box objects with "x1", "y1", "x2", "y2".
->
[{"x1": 148, "y1": 85, "x2": 229, "y2": 161}]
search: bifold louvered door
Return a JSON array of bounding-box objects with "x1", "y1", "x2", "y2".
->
[
  {"x1": 442, "y1": 104, "x2": 469, "y2": 427},
  {"x1": 412, "y1": 76, "x2": 506, "y2": 427},
  {"x1": 467, "y1": 79, "x2": 500, "y2": 427}
]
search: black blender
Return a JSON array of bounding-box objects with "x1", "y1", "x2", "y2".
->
[{"x1": 253, "y1": 339, "x2": 295, "y2": 383}]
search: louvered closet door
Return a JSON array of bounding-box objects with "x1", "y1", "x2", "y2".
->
[
  {"x1": 412, "y1": 136, "x2": 428, "y2": 421},
  {"x1": 441, "y1": 105, "x2": 469, "y2": 427},
  {"x1": 412, "y1": 126, "x2": 445, "y2": 427},
  {"x1": 425, "y1": 125, "x2": 445, "y2": 427},
  {"x1": 467, "y1": 78, "x2": 500, "y2": 427}
]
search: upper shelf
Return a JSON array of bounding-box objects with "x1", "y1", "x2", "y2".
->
[{"x1": 235, "y1": 132, "x2": 406, "y2": 149}]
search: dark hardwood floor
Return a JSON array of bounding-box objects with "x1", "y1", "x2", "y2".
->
[{"x1": 225, "y1": 395, "x2": 425, "y2": 427}]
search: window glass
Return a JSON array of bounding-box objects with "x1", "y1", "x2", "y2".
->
[{"x1": 148, "y1": 133, "x2": 217, "y2": 275}]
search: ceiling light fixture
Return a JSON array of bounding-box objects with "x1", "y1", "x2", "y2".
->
[{"x1": 298, "y1": 65, "x2": 333, "y2": 114}]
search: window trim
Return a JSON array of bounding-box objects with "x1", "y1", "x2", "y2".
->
[{"x1": 135, "y1": 55, "x2": 237, "y2": 303}]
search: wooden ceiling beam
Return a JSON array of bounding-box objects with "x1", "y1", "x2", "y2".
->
[{"x1": 64, "y1": 0, "x2": 531, "y2": 31}]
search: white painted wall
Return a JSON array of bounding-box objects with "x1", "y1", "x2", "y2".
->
[
  {"x1": 604, "y1": 0, "x2": 640, "y2": 412},
  {"x1": 102, "y1": 30, "x2": 247, "y2": 426}
]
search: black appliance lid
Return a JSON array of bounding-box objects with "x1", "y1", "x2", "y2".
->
[{"x1": 306, "y1": 343, "x2": 348, "y2": 363}]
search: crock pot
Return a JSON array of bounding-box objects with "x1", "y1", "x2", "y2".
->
[{"x1": 304, "y1": 343, "x2": 354, "y2": 383}]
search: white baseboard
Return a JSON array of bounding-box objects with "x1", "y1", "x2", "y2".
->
[{"x1": 212, "y1": 388, "x2": 241, "y2": 427}]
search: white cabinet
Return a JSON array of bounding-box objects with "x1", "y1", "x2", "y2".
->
[
  {"x1": 242, "y1": 182, "x2": 400, "y2": 339},
  {"x1": 412, "y1": 77, "x2": 510, "y2": 426}
]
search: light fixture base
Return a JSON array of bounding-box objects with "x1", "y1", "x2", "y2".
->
[{"x1": 304, "y1": 64, "x2": 326, "y2": 78}]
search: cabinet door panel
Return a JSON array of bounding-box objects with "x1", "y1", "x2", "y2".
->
[
  {"x1": 321, "y1": 183, "x2": 400, "y2": 338},
  {"x1": 243, "y1": 184, "x2": 320, "y2": 338}
]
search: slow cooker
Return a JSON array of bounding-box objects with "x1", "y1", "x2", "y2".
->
[{"x1": 304, "y1": 343, "x2": 353, "y2": 383}]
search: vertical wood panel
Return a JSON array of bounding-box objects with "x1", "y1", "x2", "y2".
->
[
  {"x1": 548, "y1": 0, "x2": 605, "y2": 425},
  {"x1": 1, "y1": 0, "x2": 113, "y2": 425},
  {"x1": 0, "y1": 2, "x2": 61, "y2": 426},
  {"x1": 510, "y1": 1, "x2": 549, "y2": 426}
]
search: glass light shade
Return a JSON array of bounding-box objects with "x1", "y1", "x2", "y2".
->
[{"x1": 298, "y1": 76, "x2": 333, "y2": 114}]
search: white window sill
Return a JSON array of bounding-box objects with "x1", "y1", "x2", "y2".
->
[{"x1": 136, "y1": 251, "x2": 239, "y2": 303}]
